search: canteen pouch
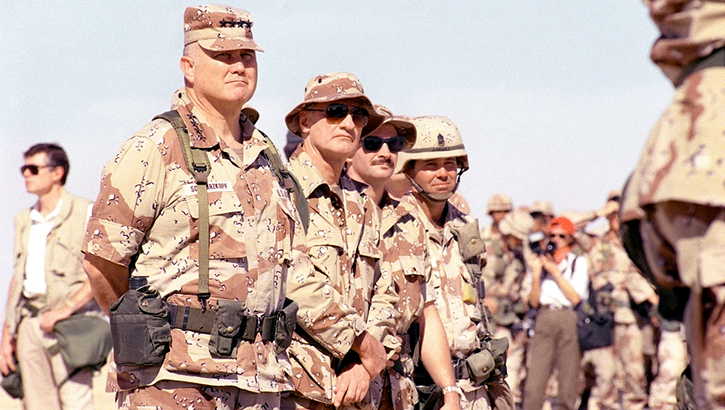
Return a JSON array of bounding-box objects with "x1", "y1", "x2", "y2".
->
[
  {"x1": 109, "y1": 286, "x2": 171, "y2": 367},
  {"x1": 275, "y1": 298, "x2": 298, "y2": 354},
  {"x1": 209, "y1": 300, "x2": 245, "y2": 357},
  {"x1": 465, "y1": 349, "x2": 495, "y2": 385}
]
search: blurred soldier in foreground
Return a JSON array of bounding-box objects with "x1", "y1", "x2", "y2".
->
[
  {"x1": 397, "y1": 116, "x2": 512, "y2": 410},
  {"x1": 620, "y1": 1, "x2": 725, "y2": 408},
  {"x1": 347, "y1": 106, "x2": 461, "y2": 410},
  {"x1": 1, "y1": 143, "x2": 98, "y2": 410},
  {"x1": 82, "y1": 6, "x2": 311, "y2": 408},
  {"x1": 283, "y1": 72, "x2": 395, "y2": 410},
  {"x1": 482, "y1": 210, "x2": 534, "y2": 408}
]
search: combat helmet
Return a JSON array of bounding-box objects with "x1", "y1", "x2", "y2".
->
[
  {"x1": 487, "y1": 194, "x2": 513, "y2": 214},
  {"x1": 395, "y1": 115, "x2": 469, "y2": 202}
]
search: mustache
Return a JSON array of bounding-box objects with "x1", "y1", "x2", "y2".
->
[{"x1": 370, "y1": 157, "x2": 394, "y2": 167}]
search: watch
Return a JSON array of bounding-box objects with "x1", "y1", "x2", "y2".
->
[{"x1": 441, "y1": 385, "x2": 464, "y2": 398}]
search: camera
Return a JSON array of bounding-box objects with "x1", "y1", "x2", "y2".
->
[{"x1": 528, "y1": 231, "x2": 556, "y2": 256}]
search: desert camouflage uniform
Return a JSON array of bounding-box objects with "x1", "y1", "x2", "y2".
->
[
  {"x1": 482, "y1": 250, "x2": 527, "y2": 406},
  {"x1": 365, "y1": 193, "x2": 433, "y2": 410},
  {"x1": 649, "y1": 321, "x2": 688, "y2": 410},
  {"x1": 621, "y1": 1, "x2": 725, "y2": 408},
  {"x1": 284, "y1": 147, "x2": 397, "y2": 409},
  {"x1": 416, "y1": 199, "x2": 493, "y2": 410},
  {"x1": 83, "y1": 89, "x2": 307, "y2": 396},
  {"x1": 583, "y1": 231, "x2": 655, "y2": 410}
]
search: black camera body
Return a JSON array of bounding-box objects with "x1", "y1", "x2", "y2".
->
[{"x1": 530, "y1": 237, "x2": 556, "y2": 256}]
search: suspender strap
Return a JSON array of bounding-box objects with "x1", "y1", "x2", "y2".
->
[
  {"x1": 258, "y1": 130, "x2": 309, "y2": 233},
  {"x1": 153, "y1": 110, "x2": 212, "y2": 308}
]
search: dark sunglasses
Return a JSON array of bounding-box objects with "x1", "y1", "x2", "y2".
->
[
  {"x1": 549, "y1": 233, "x2": 570, "y2": 239},
  {"x1": 20, "y1": 164, "x2": 53, "y2": 175},
  {"x1": 306, "y1": 103, "x2": 369, "y2": 128},
  {"x1": 362, "y1": 135, "x2": 406, "y2": 153}
]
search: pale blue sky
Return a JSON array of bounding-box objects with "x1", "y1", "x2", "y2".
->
[{"x1": 0, "y1": 1, "x2": 672, "y2": 315}]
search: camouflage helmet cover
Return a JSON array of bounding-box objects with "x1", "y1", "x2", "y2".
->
[
  {"x1": 394, "y1": 115, "x2": 469, "y2": 174},
  {"x1": 487, "y1": 193, "x2": 513, "y2": 213}
]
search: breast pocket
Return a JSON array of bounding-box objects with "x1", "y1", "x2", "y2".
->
[
  {"x1": 183, "y1": 191, "x2": 246, "y2": 259},
  {"x1": 306, "y1": 228, "x2": 345, "y2": 288}
]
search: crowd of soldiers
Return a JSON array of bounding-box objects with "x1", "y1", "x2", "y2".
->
[{"x1": 3, "y1": 2, "x2": 725, "y2": 410}]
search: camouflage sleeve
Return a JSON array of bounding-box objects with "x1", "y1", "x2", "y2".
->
[
  {"x1": 83, "y1": 132, "x2": 167, "y2": 267},
  {"x1": 625, "y1": 265, "x2": 656, "y2": 304},
  {"x1": 366, "y1": 239, "x2": 401, "y2": 351},
  {"x1": 286, "y1": 227, "x2": 365, "y2": 359}
]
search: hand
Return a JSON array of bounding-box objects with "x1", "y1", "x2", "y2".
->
[
  {"x1": 352, "y1": 332, "x2": 387, "y2": 378},
  {"x1": 483, "y1": 298, "x2": 498, "y2": 315},
  {"x1": 334, "y1": 362, "x2": 371, "y2": 407},
  {"x1": 528, "y1": 257, "x2": 543, "y2": 280},
  {"x1": 40, "y1": 305, "x2": 73, "y2": 333},
  {"x1": 440, "y1": 390, "x2": 462, "y2": 410},
  {"x1": 539, "y1": 255, "x2": 560, "y2": 278},
  {"x1": 0, "y1": 336, "x2": 16, "y2": 376}
]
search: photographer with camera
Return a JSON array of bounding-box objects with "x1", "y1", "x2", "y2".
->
[{"x1": 523, "y1": 217, "x2": 589, "y2": 410}]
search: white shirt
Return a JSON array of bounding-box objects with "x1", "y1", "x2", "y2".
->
[
  {"x1": 23, "y1": 200, "x2": 63, "y2": 298},
  {"x1": 537, "y1": 252, "x2": 589, "y2": 308}
]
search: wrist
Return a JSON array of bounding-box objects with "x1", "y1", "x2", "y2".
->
[
  {"x1": 441, "y1": 384, "x2": 463, "y2": 399},
  {"x1": 64, "y1": 299, "x2": 77, "y2": 313}
]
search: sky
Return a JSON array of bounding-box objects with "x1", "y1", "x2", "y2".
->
[{"x1": 0, "y1": 1, "x2": 674, "y2": 316}]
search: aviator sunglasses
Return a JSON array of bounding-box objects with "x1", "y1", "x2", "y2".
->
[
  {"x1": 361, "y1": 135, "x2": 406, "y2": 153},
  {"x1": 306, "y1": 103, "x2": 370, "y2": 128},
  {"x1": 20, "y1": 164, "x2": 53, "y2": 175}
]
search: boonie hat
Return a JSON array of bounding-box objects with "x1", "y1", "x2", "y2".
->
[
  {"x1": 373, "y1": 105, "x2": 416, "y2": 150},
  {"x1": 284, "y1": 72, "x2": 384, "y2": 138},
  {"x1": 184, "y1": 5, "x2": 263, "y2": 52},
  {"x1": 499, "y1": 210, "x2": 534, "y2": 241},
  {"x1": 487, "y1": 194, "x2": 513, "y2": 213},
  {"x1": 241, "y1": 105, "x2": 259, "y2": 124}
]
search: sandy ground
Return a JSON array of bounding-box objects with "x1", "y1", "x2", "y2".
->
[{"x1": 0, "y1": 361, "x2": 117, "y2": 409}]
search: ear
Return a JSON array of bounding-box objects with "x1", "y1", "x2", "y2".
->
[
  {"x1": 298, "y1": 110, "x2": 313, "y2": 136},
  {"x1": 180, "y1": 54, "x2": 195, "y2": 86},
  {"x1": 50, "y1": 166, "x2": 65, "y2": 185}
]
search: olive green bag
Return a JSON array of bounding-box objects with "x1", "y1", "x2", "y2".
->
[{"x1": 53, "y1": 315, "x2": 112, "y2": 373}]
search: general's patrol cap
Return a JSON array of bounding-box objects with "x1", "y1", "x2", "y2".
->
[{"x1": 184, "y1": 5, "x2": 263, "y2": 52}]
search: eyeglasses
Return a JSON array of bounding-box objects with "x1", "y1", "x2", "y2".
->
[
  {"x1": 362, "y1": 135, "x2": 406, "y2": 153},
  {"x1": 20, "y1": 164, "x2": 53, "y2": 175},
  {"x1": 549, "y1": 233, "x2": 570, "y2": 240},
  {"x1": 306, "y1": 103, "x2": 369, "y2": 128}
]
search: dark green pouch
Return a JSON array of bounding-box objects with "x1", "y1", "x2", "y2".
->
[
  {"x1": 54, "y1": 314, "x2": 112, "y2": 371},
  {"x1": 1, "y1": 357, "x2": 23, "y2": 399}
]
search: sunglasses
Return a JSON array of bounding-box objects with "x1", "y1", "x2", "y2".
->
[
  {"x1": 306, "y1": 103, "x2": 369, "y2": 128},
  {"x1": 362, "y1": 135, "x2": 406, "y2": 153},
  {"x1": 549, "y1": 233, "x2": 570, "y2": 240},
  {"x1": 20, "y1": 164, "x2": 53, "y2": 175}
]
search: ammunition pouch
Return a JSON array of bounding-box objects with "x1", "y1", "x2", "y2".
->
[
  {"x1": 450, "y1": 220, "x2": 487, "y2": 283},
  {"x1": 209, "y1": 300, "x2": 246, "y2": 357},
  {"x1": 109, "y1": 285, "x2": 171, "y2": 367},
  {"x1": 275, "y1": 299, "x2": 298, "y2": 354}
]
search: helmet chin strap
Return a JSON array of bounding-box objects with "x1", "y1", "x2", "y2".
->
[{"x1": 405, "y1": 167, "x2": 468, "y2": 203}]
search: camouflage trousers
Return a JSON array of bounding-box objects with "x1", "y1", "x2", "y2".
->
[
  {"x1": 642, "y1": 201, "x2": 725, "y2": 409},
  {"x1": 461, "y1": 385, "x2": 492, "y2": 410},
  {"x1": 580, "y1": 346, "x2": 618, "y2": 410},
  {"x1": 493, "y1": 326, "x2": 527, "y2": 405},
  {"x1": 118, "y1": 381, "x2": 281, "y2": 410},
  {"x1": 649, "y1": 327, "x2": 688, "y2": 410}
]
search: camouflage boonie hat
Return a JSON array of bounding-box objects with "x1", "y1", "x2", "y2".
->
[
  {"x1": 184, "y1": 5, "x2": 263, "y2": 52},
  {"x1": 373, "y1": 105, "x2": 416, "y2": 150},
  {"x1": 284, "y1": 72, "x2": 384, "y2": 138},
  {"x1": 499, "y1": 210, "x2": 534, "y2": 241},
  {"x1": 241, "y1": 105, "x2": 259, "y2": 124},
  {"x1": 394, "y1": 116, "x2": 469, "y2": 174},
  {"x1": 487, "y1": 193, "x2": 513, "y2": 213},
  {"x1": 606, "y1": 189, "x2": 622, "y2": 202},
  {"x1": 530, "y1": 200, "x2": 554, "y2": 217}
]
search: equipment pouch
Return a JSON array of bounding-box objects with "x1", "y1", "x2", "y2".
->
[
  {"x1": 465, "y1": 349, "x2": 495, "y2": 385},
  {"x1": 209, "y1": 300, "x2": 244, "y2": 357},
  {"x1": 275, "y1": 298, "x2": 298, "y2": 354},
  {"x1": 487, "y1": 337, "x2": 509, "y2": 373},
  {"x1": 451, "y1": 220, "x2": 486, "y2": 261},
  {"x1": 109, "y1": 286, "x2": 171, "y2": 367}
]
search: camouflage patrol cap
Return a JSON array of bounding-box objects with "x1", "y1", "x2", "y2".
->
[
  {"x1": 285, "y1": 72, "x2": 384, "y2": 138},
  {"x1": 394, "y1": 115, "x2": 469, "y2": 174},
  {"x1": 499, "y1": 210, "x2": 534, "y2": 241},
  {"x1": 530, "y1": 200, "x2": 554, "y2": 217},
  {"x1": 241, "y1": 105, "x2": 259, "y2": 124},
  {"x1": 487, "y1": 194, "x2": 513, "y2": 213},
  {"x1": 373, "y1": 105, "x2": 416, "y2": 150},
  {"x1": 184, "y1": 5, "x2": 263, "y2": 52}
]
